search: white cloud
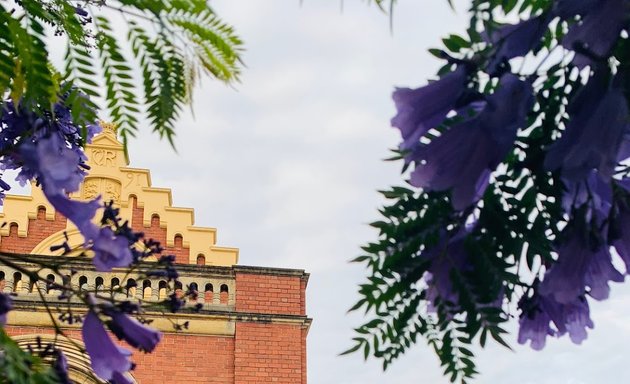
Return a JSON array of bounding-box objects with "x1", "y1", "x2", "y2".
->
[{"x1": 69, "y1": 0, "x2": 630, "y2": 383}]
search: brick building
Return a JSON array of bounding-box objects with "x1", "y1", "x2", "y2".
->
[{"x1": 0, "y1": 123, "x2": 311, "y2": 383}]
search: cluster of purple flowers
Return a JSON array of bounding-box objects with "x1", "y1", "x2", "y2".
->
[
  {"x1": 0, "y1": 95, "x2": 176, "y2": 383},
  {"x1": 82, "y1": 300, "x2": 162, "y2": 383},
  {"x1": 0, "y1": 98, "x2": 140, "y2": 273},
  {"x1": 391, "y1": 0, "x2": 630, "y2": 350}
]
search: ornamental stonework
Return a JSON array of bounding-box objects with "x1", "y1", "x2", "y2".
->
[{"x1": 82, "y1": 177, "x2": 121, "y2": 204}]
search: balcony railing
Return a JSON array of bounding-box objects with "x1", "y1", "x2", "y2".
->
[{"x1": 0, "y1": 254, "x2": 236, "y2": 311}]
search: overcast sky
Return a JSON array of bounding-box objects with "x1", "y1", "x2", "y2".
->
[{"x1": 62, "y1": 1, "x2": 630, "y2": 383}]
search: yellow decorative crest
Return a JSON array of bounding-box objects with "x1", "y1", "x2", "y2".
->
[{"x1": 98, "y1": 120, "x2": 118, "y2": 136}]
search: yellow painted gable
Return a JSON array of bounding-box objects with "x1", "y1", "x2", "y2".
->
[{"x1": 0, "y1": 123, "x2": 239, "y2": 266}]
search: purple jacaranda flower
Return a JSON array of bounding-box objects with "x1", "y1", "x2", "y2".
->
[
  {"x1": 82, "y1": 311, "x2": 133, "y2": 381},
  {"x1": 91, "y1": 227, "x2": 133, "y2": 271},
  {"x1": 0, "y1": 293, "x2": 12, "y2": 326},
  {"x1": 552, "y1": 295, "x2": 594, "y2": 344},
  {"x1": 540, "y1": 225, "x2": 623, "y2": 303},
  {"x1": 545, "y1": 73, "x2": 630, "y2": 180},
  {"x1": 561, "y1": 171, "x2": 612, "y2": 223},
  {"x1": 45, "y1": 193, "x2": 100, "y2": 241},
  {"x1": 19, "y1": 133, "x2": 86, "y2": 196},
  {"x1": 106, "y1": 311, "x2": 162, "y2": 352},
  {"x1": 517, "y1": 293, "x2": 557, "y2": 350},
  {"x1": 391, "y1": 66, "x2": 469, "y2": 151},
  {"x1": 553, "y1": 0, "x2": 599, "y2": 18},
  {"x1": 485, "y1": 15, "x2": 550, "y2": 73},
  {"x1": 518, "y1": 291, "x2": 594, "y2": 349},
  {"x1": 52, "y1": 349, "x2": 71, "y2": 384},
  {"x1": 409, "y1": 74, "x2": 533, "y2": 209},
  {"x1": 424, "y1": 236, "x2": 471, "y2": 310},
  {"x1": 611, "y1": 189, "x2": 630, "y2": 273},
  {"x1": 412, "y1": 229, "x2": 472, "y2": 310},
  {"x1": 560, "y1": 0, "x2": 628, "y2": 68},
  {"x1": 111, "y1": 372, "x2": 134, "y2": 384}
]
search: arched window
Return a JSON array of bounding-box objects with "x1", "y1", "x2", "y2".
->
[
  {"x1": 188, "y1": 282, "x2": 198, "y2": 302},
  {"x1": 29, "y1": 276, "x2": 37, "y2": 293},
  {"x1": 79, "y1": 276, "x2": 88, "y2": 291},
  {"x1": 196, "y1": 254, "x2": 205, "y2": 265},
  {"x1": 174, "y1": 280, "x2": 183, "y2": 298},
  {"x1": 95, "y1": 277, "x2": 104, "y2": 292},
  {"x1": 204, "y1": 283, "x2": 214, "y2": 303},
  {"x1": 151, "y1": 214, "x2": 160, "y2": 227},
  {"x1": 12, "y1": 272, "x2": 21, "y2": 292},
  {"x1": 142, "y1": 280, "x2": 152, "y2": 299},
  {"x1": 46, "y1": 274, "x2": 55, "y2": 294},
  {"x1": 9, "y1": 223, "x2": 18, "y2": 236},
  {"x1": 111, "y1": 277, "x2": 120, "y2": 291},
  {"x1": 126, "y1": 279, "x2": 137, "y2": 297},
  {"x1": 174, "y1": 234, "x2": 183, "y2": 247},
  {"x1": 219, "y1": 284, "x2": 229, "y2": 304},
  {"x1": 158, "y1": 281, "x2": 167, "y2": 300}
]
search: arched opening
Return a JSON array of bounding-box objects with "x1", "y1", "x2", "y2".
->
[
  {"x1": 111, "y1": 277, "x2": 120, "y2": 293},
  {"x1": 12, "y1": 272, "x2": 21, "y2": 292},
  {"x1": 95, "y1": 277, "x2": 104, "y2": 292},
  {"x1": 79, "y1": 276, "x2": 88, "y2": 291},
  {"x1": 9, "y1": 223, "x2": 18, "y2": 237},
  {"x1": 142, "y1": 280, "x2": 152, "y2": 300},
  {"x1": 204, "y1": 283, "x2": 214, "y2": 303},
  {"x1": 220, "y1": 284, "x2": 229, "y2": 304},
  {"x1": 0, "y1": 271, "x2": 5, "y2": 291},
  {"x1": 189, "y1": 282, "x2": 198, "y2": 302},
  {"x1": 37, "y1": 206, "x2": 46, "y2": 220},
  {"x1": 174, "y1": 280, "x2": 183, "y2": 298},
  {"x1": 174, "y1": 234, "x2": 183, "y2": 247},
  {"x1": 46, "y1": 274, "x2": 55, "y2": 294},
  {"x1": 158, "y1": 281, "x2": 167, "y2": 300},
  {"x1": 29, "y1": 276, "x2": 37, "y2": 293},
  {"x1": 151, "y1": 214, "x2": 160, "y2": 227},
  {"x1": 196, "y1": 254, "x2": 205, "y2": 266},
  {"x1": 126, "y1": 278, "x2": 137, "y2": 298}
]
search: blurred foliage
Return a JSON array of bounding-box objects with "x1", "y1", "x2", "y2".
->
[{"x1": 0, "y1": 0, "x2": 243, "y2": 147}]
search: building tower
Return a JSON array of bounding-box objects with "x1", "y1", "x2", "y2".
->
[{"x1": 0, "y1": 124, "x2": 311, "y2": 383}]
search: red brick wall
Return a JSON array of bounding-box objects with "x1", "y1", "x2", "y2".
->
[
  {"x1": 130, "y1": 196, "x2": 190, "y2": 264},
  {"x1": 5, "y1": 325, "x2": 235, "y2": 384},
  {"x1": 235, "y1": 273, "x2": 304, "y2": 316},
  {"x1": 234, "y1": 323, "x2": 305, "y2": 384},
  {"x1": 0, "y1": 207, "x2": 67, "y2": 254}
]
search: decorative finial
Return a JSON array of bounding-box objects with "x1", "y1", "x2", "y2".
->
[{"x1": 98, "y1": 120, "x2": 118, "y2": 136}]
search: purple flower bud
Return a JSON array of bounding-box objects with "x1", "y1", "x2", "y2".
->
[
  {"x1": 82, "y1": 311, "x2": 133, "y2": 381},
  {"x1": 74, "y1": 6, "x2": 88, "y2": 17}
]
